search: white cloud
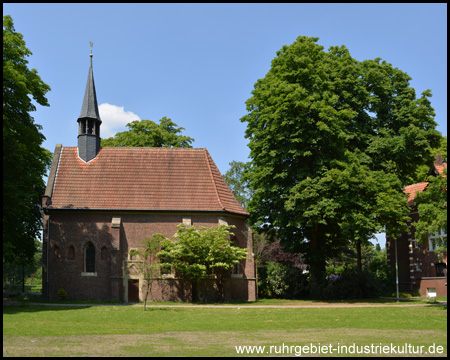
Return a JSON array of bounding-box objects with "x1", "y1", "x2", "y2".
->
[{"x1": 98, "y1": 103, "x2": 141, "y2": 139}]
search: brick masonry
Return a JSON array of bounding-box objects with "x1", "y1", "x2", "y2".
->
[
  {"x1": 42, "y1": 210, "x2": 256, "y2": 302},
  {"x1": 386, "y1": 212, "x2": 447, "y2": 296},
  {"x1": 385, "y1": 156, "x2": 447, "y2": 297}
]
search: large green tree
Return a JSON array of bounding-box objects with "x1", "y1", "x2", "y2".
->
[
  {"x1": 101, "y1": 117, "x2": 194, "y2": 148},
  {"x1": 241, "y1": 36, "x2": 440, "y2": 283},
  {"x1": 283, "y1": 150, "x2": 410, "y2": 278},
  {"x1": 3, "y1": 15, "x2": 52, "y2": 264}
]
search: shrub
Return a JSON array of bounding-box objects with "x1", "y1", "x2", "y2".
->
[
  {"x1": 259, "y1": 262, "x2": 309, "y2": 299},
  {"x1": 311, "y1": 268, "x2": 383, "y2": 300},
  {"x1": 57, "y1": 288, "x2": 68, "y2": 300},
  {"x1": 390, "y1": 292, "x2": 413, "y2": 299}
]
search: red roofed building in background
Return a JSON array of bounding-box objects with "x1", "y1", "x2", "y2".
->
[
  {"x1": 42, "y1": 53, "x2": 255, "y2": 303},
  {"x1": 386, "y1": 155, "x2": 447, "y2": 297}
]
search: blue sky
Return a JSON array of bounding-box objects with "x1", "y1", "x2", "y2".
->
[{"x1": 4, "y1": 3, "x2": 447, "y2": 247}]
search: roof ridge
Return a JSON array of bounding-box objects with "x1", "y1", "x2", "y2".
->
[
  {"x1": 204, "y1": 149, "x2": 225, "y2": 210},
  {"x1": 64, "y1": 146, "x2": 205, "y2": 151},
  {"x1": 404, "y1": 181, "x2": 429, "y2": 190}
]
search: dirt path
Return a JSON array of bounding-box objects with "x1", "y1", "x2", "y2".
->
[{"x1": 3, "y1": 298, "x2": 447, "y2": 308}]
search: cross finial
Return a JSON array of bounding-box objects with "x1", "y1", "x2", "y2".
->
[{"x1": 89, "y1": 41, "x2": 93, "y2": 67}]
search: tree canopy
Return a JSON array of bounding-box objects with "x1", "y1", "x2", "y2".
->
[
  {"x1": 414, "y1": 135, "x2": 447, "y2": 182},
  {"x1": 3, "y1": 15, "x2": 52, "y2": 264},
  {"x1": 222, "y1": 160, "x2": 253, "y2": 209},
  {"x1": 240, "y1": 35, "x2": 441, "y2": 283},
  {"x1": 158, "y1": 224, "x2": 248, "y2": 301},
  {"x1": 413, "y1": 168, "x2": 447, "y2": 250},
  {"x1": 101, "y1": 117, "x2": 194, "y2": 148}
]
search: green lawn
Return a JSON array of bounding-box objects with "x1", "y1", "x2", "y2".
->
[{"x1": 3, "y1": 302, "x2": 447, "y2": 357}]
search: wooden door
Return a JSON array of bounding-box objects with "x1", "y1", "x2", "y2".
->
[{"x1": 128, "y1": 279, "x2": 139, "y2": 303}]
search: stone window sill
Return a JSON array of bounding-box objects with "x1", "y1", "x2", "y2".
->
[{"x1": 81, "y1": 272, "x2": 97, "y2": 277}]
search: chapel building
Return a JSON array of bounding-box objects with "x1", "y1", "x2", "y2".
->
[{"x1": 42, "y1": 52, "x2": 256, "y2": 303}]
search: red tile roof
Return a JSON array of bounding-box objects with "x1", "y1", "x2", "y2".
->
[
  {"x1": 404, "y1": 182, "x2": 429, "y2": 207},
  {"x1": 435, "y1": 162, "x2": 447, "y2": 175},
  {"x1": 48, "y1": 147, "x2": 249, "y2": 216},
  {"x1": 404, "y1": 157, "x2": 447, "y2": 207}
]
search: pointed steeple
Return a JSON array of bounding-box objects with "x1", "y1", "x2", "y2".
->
[
  {"x1": 77, "y1": 43, "x2": 102, "y2": 163},
  {"x1": 79, "y1": 51, "x2": 101, "y2": 121}
]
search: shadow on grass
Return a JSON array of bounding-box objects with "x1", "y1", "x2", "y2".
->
[
  {"x1": 252, "y1": 297, "x2": 416, "y2": 305},
  {"x1": 3, "y1": 303, "x2": 91, "y2": 315},
  {"x1": 3, "y1": 301, "x2": 181, "y2": 315},
  {"x1": 3, "y1": 293, "x2": 123, "y2": 314},
  {"x1": 4, "y1": 292, "x2": 446, "y2": 314},
  {"x1": 310, "y1": 298, "x2": 419, "y2": 304},
  {"x1": 4, "y1": 292, "x2": 122, "y2": 304}
]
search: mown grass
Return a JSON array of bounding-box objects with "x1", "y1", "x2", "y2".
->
[{"x1": 3, "y1": 302, "x2": 447, "y2": 357}]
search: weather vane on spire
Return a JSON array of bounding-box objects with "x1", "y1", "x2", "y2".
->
[{"x1": 89, "y1": 41, "x2": 93, "y2": 67}]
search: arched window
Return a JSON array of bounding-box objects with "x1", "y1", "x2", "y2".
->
[
  {"x1": 79, "y1": 119, "x2": 86, "y2": 134},
  {"x1": 87, "y1": 120, "x2": 94, "y2": 135},
  {"x1": 85, "y1": 242, "x2": 95, "y2": 273},
  {"x1": 67, "y1": 246, "x2": 75, "y2": 260}
]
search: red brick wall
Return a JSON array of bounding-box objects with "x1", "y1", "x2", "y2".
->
[
  {"x1": 43, "y1": 212, "x2": 116, "y2": 301},
  {"x1": 140, "y1": 278, "x2": 256, "y2": 303},
  {"x1": 386, "y1": 212, "x2": 447, "y2": 294},
  {"x1": 42, "y1": 211, "x2": 255, "y2": 302},
  {"x1": 417, "y1": 278, "x2": 447, "y2": 297}
]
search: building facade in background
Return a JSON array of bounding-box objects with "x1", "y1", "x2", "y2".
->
[{"x1": 386, "y1": 155, "x2": 447, "y2": 297}]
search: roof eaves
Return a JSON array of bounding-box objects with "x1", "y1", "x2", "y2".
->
[
  {"x1": 44, "y1": 144, "x2": 63, "y2": 199},
  {"x1": 204, "y1": 148, "x2": 225, "y2": 211},
  {"x1": 45, "y1": 207, "x2": 249, "y2": 216}
]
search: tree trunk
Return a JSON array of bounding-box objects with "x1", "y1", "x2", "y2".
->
[
  {"x1": 309, "y1": 222, "x2": 325, "y2": 285},
  {"x1": 216, "y1": 277, "x2": 225, "y2": 302},
  {"x1": 144, "y1": 285, "x2": 149, "y2": 311},
  {"x1": 192, "y1": 280, "x2": 199, "y2": 302},
  {"x1": 309, "y1": 258, "x2": 326, "y2": 285},
  {"x1": 356, "y1": 239, "x2": 362, "y2": 273}
]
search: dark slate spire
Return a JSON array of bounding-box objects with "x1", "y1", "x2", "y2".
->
[
  {"x1": 79, "y1": 51, "x2": 101, "y2": 122},
  {"x1": 77, "y1": 44, "x2": 102, "y2": 163}
]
